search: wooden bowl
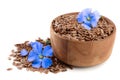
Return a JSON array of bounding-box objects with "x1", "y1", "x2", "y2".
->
[{"x1": 50, "y1": 12, "x2": 116, "y2": 67}]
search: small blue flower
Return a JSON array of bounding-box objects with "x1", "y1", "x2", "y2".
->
[
  {"x1": 77, "y1": 8, "x2": 101, "y2": 30},
  {"x1": 20, "y1": 41, "x2": 53, "y2": 69}
]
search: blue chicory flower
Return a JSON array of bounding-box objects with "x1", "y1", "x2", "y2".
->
[
  {"x1": 20, "y1": 41, "x2": 53, "y2": 69},
  {"x1": 77, "y1": 8, "x2": 101, "y2": 30}
]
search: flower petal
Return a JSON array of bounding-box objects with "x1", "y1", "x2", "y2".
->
[
  {"x1": 20, "y1": 49, "x2": 28, "y2": 56},
  {"x1": 82, "y1": 23, "x2": 91, "y2": 30},
  {"x1": 32, "y1": 59, "x2": 42, "y2": 68},
  {"x1": 43, "y1": 45, "x2": 53, "y2": 57},
  {"x1": 30, "y1": 41, "x2": 43, "y2": 54},
  {"x1": 42, "y1": 58, "x2": 52, "y2": 68},
  {"x1": 90, "y1": 11, "x2": 101, "y2": 27},
  {"x1": 77, "y1": 12, "x2": 84, "y2": 23},
  {"x1": 93, "y1": 11, "x2": 101, "y2": 21},
  {"x1": 82, "y1": 8, "x2": 92, "y2": 14},
  {"x1": 27, "y1": 50, "x2": 37, "y2": 62},
  {"x1": 91, "y1": 20, "x2": 97, "y2": 27}
]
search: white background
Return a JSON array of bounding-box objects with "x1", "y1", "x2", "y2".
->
[{"x1": 0, "y1": 0, "x2": 120, "y2": 80}]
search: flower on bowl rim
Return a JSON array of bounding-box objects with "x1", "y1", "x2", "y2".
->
[
  {"x1": 20, "y1": 41, "x2": 53, "y2": 69},
  {"x1": 77, "y1": 8, "x2": 101, "y2": 30}
]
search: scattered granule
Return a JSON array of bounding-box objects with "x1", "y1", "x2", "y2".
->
[
  {"x1": 9, "y1": 38, "x2": 72, "y2": 74},
  {"x1": 7, "y1": 68, "x2": 12, "y2": 71},
  {"x1": 8, "y1": 57, "x2": 11, "y2": 60}
]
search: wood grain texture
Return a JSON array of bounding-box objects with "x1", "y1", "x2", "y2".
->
[{"x1": 50, "y1": 12, "x2": 116, "y2": 67}]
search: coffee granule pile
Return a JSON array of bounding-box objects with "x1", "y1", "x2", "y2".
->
[
  {"x1": 52, "y1": 13, "x2": 114, "y2": 41},
  {"x1": 9, "y1": 38, "x2": 72, "y2": 74}
]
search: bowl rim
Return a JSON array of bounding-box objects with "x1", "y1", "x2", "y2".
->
[{"x1": 51, "y1": 12, "x2": 116, "y2": 43}]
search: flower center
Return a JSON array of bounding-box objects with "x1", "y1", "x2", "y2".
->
[
  {"x1": 39, "y1": 55, "x2": 44, "y2": 59},
  {"x1": 87, "y1": 17, "x2": 91, "y2": 21}
]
